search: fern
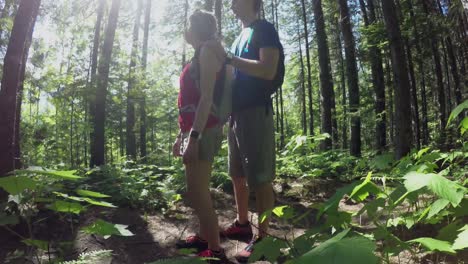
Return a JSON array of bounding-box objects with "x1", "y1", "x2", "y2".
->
[{"x1": 59, "y1": 250, "x2": 113, "y2": 264}]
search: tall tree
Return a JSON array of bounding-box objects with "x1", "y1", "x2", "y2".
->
[
  {"x1": 338, "y1": 0, "x2": 361, "y2": 156},
  {"x1": 215, "y1": 0, "x2": 222, "y2": 37},
  {"x1": 140, "y1": 0, "x2": 152, "y2": 161},
  {"x1": 360, "y1": 0, "x2": 387, "y2": 152},
  {"x1": 313, "y1": 0, "x2": 334, "y2": 149},
  {"x1": 182, "y1": 0, "x2": 189, "y2": 69},
  {"x1": 422, "y1": 0, "x2": 446, "y2": 140},
  {"x1": 126, "y1": 0, "x2": 143, "y2": 160},
  {"x1": 89, "y1": 0, "x2": 106, "y2": 167},
  {"x1": 0, "y1": 0, "x2": 41, "y2": 201},
  {"x1": 297, "y1": 17, "x2": 307, "y2": 136},
  {"x1": 408, "y1": 0, "x2": 429, "y2": 145},
  {"x1": 300, "y1": 0, "x2": 314, "y2": 135},
  {"x1": 381, "y1": 0, "x2": 412, "y2": 159},
  {"x1": 91, "y1": 0, "x2": 122, "y2": 167}
]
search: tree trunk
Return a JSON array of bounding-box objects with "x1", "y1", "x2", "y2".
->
[
  {"x1": 215, "y1": 0, "x2": 222, "y2": 37},
  {"x1": 0, "y1": 0, "x2": 40, "y2": 202},
  {"x1": 408, "y1": 0, "x2": 429, "y2": 145},
  {"x1": 91, "y1": 0, "x2": 121, "y2": 167},
  {"x1": 89, "y1": 0, "x2": 105, "y2": 167},
  {"x1": 405, "y1": 38, "x2": 421, "y2": 149},
  {"x1": 297, "y1": 18, "x2": 307, "y2": 136},
  {"x1": 381, "y1": 0, "x2": 413, "y2": 159},
  {"x1": 300, "y1": 0, "x2": 314, "y2": 135},
  {"x1": 361, "y1": 0, "x2": 387, "y2": 152},
  {"x1": 445, "y1": 37, "x2": 462, "y2": 106},
  {"x1": 338, "y1": 0, "x2": 361, "y2": 156},
  {"x1": 422, "y1": 0, "x2": 446, "y2": 140},
  {"x1": 126, "y1": 0, "x2": 143, "y2": 160},
  {"x1": 140, "y1": 0, "x2": 151, "y2": 161},
  {"x1": 313, "y1": 0, "x2": 333, "y2": 149}
]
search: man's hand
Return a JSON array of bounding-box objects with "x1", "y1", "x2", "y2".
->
[
  {"x1": 203, "y1": 39, "x2": 226, "y2": 63},
  {"x1": 183, "y1": 139, "x2": 199, "y2": 164}
]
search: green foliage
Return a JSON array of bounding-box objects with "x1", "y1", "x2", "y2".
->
[
  {"x1": 147, "y1": 258, "x2": 206, "y2": 264},
  {"x1": 59, "y1": 250, "x2": 113, "y2": 264},
  {"x1": 408, "y1": 238, "x2": 456, "y2": 254},
  {"x1": 81, "y1": 219, "x2": 134, "y2": 239}
]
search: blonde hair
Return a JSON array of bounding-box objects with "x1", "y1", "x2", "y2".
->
[{"x1": 189, "y1": 10, "x2": 218, "y2": 42}]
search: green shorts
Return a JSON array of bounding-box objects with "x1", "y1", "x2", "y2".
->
[
  {"x1": 228, "y1": 106, "x2": 276, "y2": 189},
  {"x1": 181, "y1": 125, "x2": 223, "y2": 163}
]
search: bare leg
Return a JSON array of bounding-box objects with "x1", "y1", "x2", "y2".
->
[
  {"x1": 231, "y1": 176, "x2": 249, "y2": 224},
  {"x1": 185, "y1": 161, "x2": 221, "y2": 251},
  {"x1": 254, "y1": 182, "x2": 274, "y2": 238}
]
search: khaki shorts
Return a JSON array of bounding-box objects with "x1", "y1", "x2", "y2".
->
[
  {"x1": 228, "y1": 106, "x2": 276, "y2": 189},
  {"x1": 181, "y1": 125, "x2": 223, "y2": 163}
]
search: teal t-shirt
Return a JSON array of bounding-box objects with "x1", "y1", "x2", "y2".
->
[{"x1": 230, "y1": 19, "x2": 281, "y2": 112}]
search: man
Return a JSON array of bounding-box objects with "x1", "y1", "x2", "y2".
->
[{"x1": 215, "y1": 0, "x2": 281, "y2": 262}]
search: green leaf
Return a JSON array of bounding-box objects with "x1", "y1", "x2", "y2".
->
[
  {"x1": 296, "y1": 234, "x2": 377, "y2": 264},
  {"x1": 81, "y1": 219, "x2": 134, "y2": 238},
  {"x1": 0, "y1": 176, "x2": 39, "y2": 195},
  {"x1": 48, "y1": 200, "x2": 84, "y2": 215},
  {"x1": 76, "y1": 189, "x2": 110, "y2": 198},
  {"x1": 427, "y1": 199, "x2": 450, "y2": 220},
  {"x1": 272, "y1": 205, "x2": 295, "y2": 220},
  {"x1": 249, "y1": 236, "x2": 287, "y2": 263},
  {"x1": 17, "y1": 169, "x2": 82, "y2": 180},
  {"x1": 370, "y1": 154, "x2": 394, "y2": 170},
  {"x1": 403, "y1": 172, "x2": 465, "y2": 206},
  {"x1": 437, "y1": 222, "x2": 462, "y2": 242},
  {"x1": 23, "y1": 239, "x2": 49, "y2": 250},
  {"x1": 447, "y1": 100, "x2": 468, "y2": 125},
  {"x1": 349, "y1": 172, "x2": 383, "y2": 202},
  {"x1": 83, "y1": 198, "x2": 116, "y2": 208},
  {"x1": 452, "y1": 226, "x2": 468, "y2": 250},
  {"x1": 319, "y1": 183, "x2": 357, "y2": 218},
  {"x1": 409, "y1": 237, "x2": 456, "y2": 254}
]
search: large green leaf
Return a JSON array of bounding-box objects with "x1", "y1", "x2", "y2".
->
[
  {"x1": 318, "y1": 183, "x2": 357, "y2": 218},
  {"x1": 16, "y1": 169, "x2": 82, "y2": 180},
  {"x1": 82, "y1": 219, "x2": 134, "y2": 239},
  {"x1": 0, "y1": 176, "x2": 39, "y2": 195},
  {"x1": 76, "y1": 189, "x2": 110, "y2": 198},
  {"x1": 409, "y1": 237, "x2": 456, "y2": 254},
  {"x1": 403, "y1": 172, "x2": 465, "y2": 206},
  {"x1": 427, "y1": 199, "x2": 450, "y2": 220},
  {"x1": 48, "y1": 200, "x2": 85, "y2": 215},
  {"x1": 249, "y1": 236, "x2": 287, "y2": 262},
  {"x1": 295, "y1": 234, "x2": 377, "y2": 264},
  {"x1": 447, "y1": 100, "x2": 468, "y2": 125},
  {"x1": 452, "y1": 226, "x2": 468, "y2": 250},
  {"x1": 0, "y1": 214, "x2": 19, "y2": 226},
  {"x1": 348, "y1": 172, "x2": 383, "y2": 202}
]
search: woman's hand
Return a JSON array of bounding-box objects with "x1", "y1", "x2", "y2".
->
[
  {"x1": 183, "y1": 139, "x2": 199, "y2": 164},
  {"x1": 172, "y1": 137, "x2": 182, "y2": 157}
]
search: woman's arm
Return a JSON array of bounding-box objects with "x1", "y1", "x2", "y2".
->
[{"x1": 191, "y1": 46, "x2": 222, "y2": 133}]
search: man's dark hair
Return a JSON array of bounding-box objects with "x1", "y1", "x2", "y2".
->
[{"x1": 253, "y1": 0, "x2": 262, "y2": 13}]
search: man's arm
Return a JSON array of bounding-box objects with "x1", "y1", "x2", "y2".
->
[{"x1": 230, "y1": 47, "x2": 279, "y2": 81}]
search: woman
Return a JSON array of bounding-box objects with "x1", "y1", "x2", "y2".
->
[{"x1": 172, "y1": 10, "x2": 228, "y2": 262}]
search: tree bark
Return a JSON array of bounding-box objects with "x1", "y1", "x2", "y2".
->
[
  {"x1": 215, "y1": 0, "x2": 222, "y2": 37},
  {"x1": 300, "y1": 0, "x2": 314, "y2": 135},
  {"x1": 89, "y1": 0, "x2": 105, "y2": 167},
  {"x1": 126, "y1": 0, "x2": 143, "y2": 160},
  {"x1": 381, "y1": 0, "x2": 413, "y2": 159},
  {"x1": 313, "y1": 0, "x2": 333, "y2": 149},
  {"x1": 140, "y1": 0, "x2": 151, "y2": 161},
  {"x1": 297, "y1": 17, "x2": 307, "y2": 136},
  {"x1": 338, "y1": 0, "x2": 361, "y2": 156},
  {"x1": 91, "y1": 0, "x2": 121, "y2": 167},
  {"x1": 0, "y1": 0, "x2": 41, "y2": 202}
]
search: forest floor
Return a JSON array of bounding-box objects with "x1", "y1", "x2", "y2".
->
[{"x1": 0, "y1": 178, "x2": 466, "y2": 264}]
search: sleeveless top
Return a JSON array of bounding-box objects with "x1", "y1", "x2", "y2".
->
[{"x1": 178, "y1": 62, "x2": 221, "y2": 133}]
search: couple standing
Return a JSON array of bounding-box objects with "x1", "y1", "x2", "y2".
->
[{"x1": 173, "y1": 0, "x2": 282, "y2": 262}]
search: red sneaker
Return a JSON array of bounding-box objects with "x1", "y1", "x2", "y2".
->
[
  {"x1": 176, "y1": 235, "x2": 208, "y2": 252},
  {"x1": 198, "y1": 248, "x2": 228, "y2": 264},
  {"x1": 220, "y1": 220, "x2": 253, "y2": 242},
  {"x1": 235, "y1": 237, "x2": 264, "y2": 263}
]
